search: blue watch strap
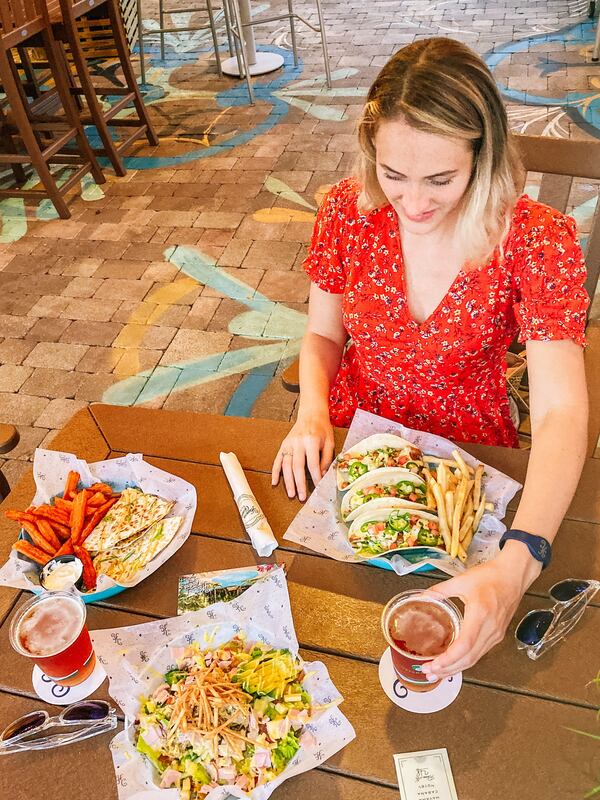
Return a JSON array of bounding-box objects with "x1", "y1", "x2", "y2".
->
[{"x1": 499, "y1": 529, "x2": 552, "y2": 570}]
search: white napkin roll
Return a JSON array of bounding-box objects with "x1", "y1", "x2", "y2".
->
[{"x1": 219, "y1": 452, "x2": 278, "y2": 557}]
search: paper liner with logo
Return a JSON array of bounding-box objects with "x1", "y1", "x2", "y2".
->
[
  {"x1": 91, "y1": 567, "x2": 355, "y2": 800},
  {"x1": 283, "y1": 409, "x2": 522, "y2": 577},
  {"x1": 0, "y1": 449, "x2": 197, "y2": 598}
]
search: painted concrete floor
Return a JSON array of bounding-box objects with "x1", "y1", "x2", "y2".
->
[{"x1": 1, "y1": 0, "x2": 599, "y2": 483}]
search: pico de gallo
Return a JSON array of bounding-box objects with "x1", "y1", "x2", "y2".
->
[
  {"x1": 343, "y1": 478, "x2": 427, "y2": 519},
  {"x1": 337, "y1": 446, "x2": 425, "y2": 489},
  {"x1": 348, "y1": 510, "x2": 443, "y2": 558}
]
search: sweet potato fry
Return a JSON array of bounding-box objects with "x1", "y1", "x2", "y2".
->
[
  {"x1": 77, "y1": 508, "x2": 105, "y2": 545},
  {"x1": 36, "y1": 518, "x2": 61, "y2": 551},
  {"x1": 73, "y1": 545, "x2": 96, "y2": 591},
  {"x1": 4, "y1": 510, "x2": 36, "y2": 524},
  {"x1": 87, "y1": 482, "x2": 113, "y2": 496},
  {"x1": 64, "y1": 471, "x2": 80, "y2": 500},
  {"x1": 49, "y1": 520, "x2": 71, "y2": 542},
  {"x1": 53, "y1": 496, "x2": 73, "y2": 512},
  {"x1": 33, "y1": 505, "x2": 70, "y2": 525},
  {"x1": 55, "y1": 538, "x2": 74, "y2": 557},
  {"x1": 87, "y1": 491, "x2": 107, "y2": 507},
  {"x1": 97, "y1": 497, "x2": 118, "y2": 516},
  {"x1": 70, "y1": 490, "x2": 88, "y2": 542},
  {"x1": 20, "y1": 521, "x2": 55, "y2": 556},
  {"x1": 12, "y1": 540, "x2": 53, "y2": 566}
]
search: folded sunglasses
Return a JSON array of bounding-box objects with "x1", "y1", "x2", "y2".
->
[{"x1": 515, "y1": 578, "x2": 599, "y2": 660}]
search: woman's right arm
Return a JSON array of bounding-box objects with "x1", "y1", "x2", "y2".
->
[{"x1": 272, "y1": 284, "x2": 347, "y2": 500}]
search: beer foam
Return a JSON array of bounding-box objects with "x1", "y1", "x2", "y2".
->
[
  {"x1": 390, "y1": 601, "x2": 454, "y2": 657},
  {"x1": 17, "y1": 596, "x2": 83, "y2": 657}
]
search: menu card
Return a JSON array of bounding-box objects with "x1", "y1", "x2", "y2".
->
[{"x1": 394, "y1": 748, "x2": 459, "y2": 800}]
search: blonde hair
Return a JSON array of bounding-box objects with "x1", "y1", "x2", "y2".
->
[{"x1": 357, "y1": 37, "x2": 523, "y2": 266}]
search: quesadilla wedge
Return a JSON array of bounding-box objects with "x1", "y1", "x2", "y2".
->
[
  {"x1": 340, "y1": 467, "x2": 428, "y2": 522},
  {"x1": 93, "y1": 515, "x2": 183, "y2": 585},
  {"x1": 336, "y1": 433, "x2": 425, "y2": 491},
  {"x1": 84, "y1": 487, "x2": 175, "y2": 554},
  {"x1": 347, "y1": 504, "x2": 443, "y2": 559}
]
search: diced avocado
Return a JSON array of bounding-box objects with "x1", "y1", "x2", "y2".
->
[
  {"x1": 253, "y1": 697, "x2": 270, "y2": 716},
  {"x1": 165, "y1": 669, "x2": 187, "y2": 686},
  {"x1": 181, "y1": 755, "x2": 211, "y2": 786},
  {"x1": 136, "y1": 734, "x2": 162, "y2": 772}
]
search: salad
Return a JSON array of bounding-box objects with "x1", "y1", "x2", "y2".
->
[
  {"x1": 135, "y1": 637, "x2": 312, "y2": 798},
  {"x1": 349, "y1": 510, "x2": 443, "y2": 557}
]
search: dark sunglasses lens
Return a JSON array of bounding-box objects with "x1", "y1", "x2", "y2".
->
[
  {"x1": 550, "y1": 580, "x2": 589, "y2": 603},
  {"x1": 2, "y1": 712, "x2": 46, "y2": 741},
  {"x1": 62, "y1": 701, "x2": 109, "y2": 722},
  {"x1": 516, "y1": 610, "x2": 554, "y2": 646}
]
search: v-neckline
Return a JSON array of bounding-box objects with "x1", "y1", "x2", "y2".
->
[{"x1": 393, "y1": 214, "x2": 470, "y2": 330}]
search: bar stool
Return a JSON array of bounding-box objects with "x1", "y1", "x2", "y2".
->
[
  {"x1": 0, "y1": 0, "x2": 105, "y2": 218},
  {"x1": 136, "y1": 0, "x2": 232, "y2": 86},
  {"x1": 52, "y1": 0, "x2": 158, "y2": 176},
  {"x1": 224, "y1": 0, "x2": 331, "y2": 104}
]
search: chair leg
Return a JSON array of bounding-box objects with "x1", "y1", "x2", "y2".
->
[
  {"x1": 287, "y1": 0, "x2": 298, "y2": 67},
  {"x1": 226, "y1": 0, "x2": 254, "y2": 104},
  {"x1": 57, "y1": 25, "x2": 128, "y2": 176},
  {"x1": 159, "y1": 0, "x2": 166, "y2": 60},
  {"x1": 206, "y1": 0, "x2": 223, "y2": 77},
  {"x1": 221, "y1": 0, "x2": 235, "y2": 57},
  {"x1": 0, "y1": 53, "x2": 70, "y2": 218},
  {"x1": 136, "y1": 0, "x2": 147, "y2": 84},
  {"x1": 107, "y1": 0, "x2": 159, "y2": 146},
  {"x1": 41, "y1": 27, "x2": 105, "y2": 186},
  {"x1": 314, "y1": 0, "x2": 331, "y2": 87}
]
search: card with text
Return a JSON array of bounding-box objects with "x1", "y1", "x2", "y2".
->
[{"x1": 394, "y1": 748, "x2": 459, "y2": 800}]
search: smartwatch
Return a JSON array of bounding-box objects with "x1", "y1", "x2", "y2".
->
[{"x1": 498, "y1": 529, "x2": 552, "y2": 570}]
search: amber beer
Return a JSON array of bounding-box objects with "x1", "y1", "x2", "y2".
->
[
  {"x1": 381, "y1": 590, "x2": 462, "y2": 692},
  {"x1": 9, "y1": 591, "x2": 96, "y2": 687}
]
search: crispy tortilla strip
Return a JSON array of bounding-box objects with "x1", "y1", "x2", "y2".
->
[
  {"x1": 84, "y1": 487, "x2": 175, "y2": 554},
  {"x1": 94, "y1": 516, "x2": 182, "y2": 584}
]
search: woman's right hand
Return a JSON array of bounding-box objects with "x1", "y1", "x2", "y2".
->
[{"x1": 271, "y1": 413, "x2": 335, "y2": 502}]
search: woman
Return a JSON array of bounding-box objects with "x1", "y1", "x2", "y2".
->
[{"x1": 271, "y1": 38, "x2": 589, "y2": 679}]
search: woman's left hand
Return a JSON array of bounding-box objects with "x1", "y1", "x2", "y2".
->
[{"x1": 421, "y1": 548, "x2": 542, "y2": 681}]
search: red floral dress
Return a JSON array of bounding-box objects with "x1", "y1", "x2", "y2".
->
[{"x1": 303, "y1": 178, "x2": 589, "y2": 447}]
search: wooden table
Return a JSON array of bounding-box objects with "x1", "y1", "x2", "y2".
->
[{"x1": 1, "y1": 404, "x2": 600, "y2": 800}]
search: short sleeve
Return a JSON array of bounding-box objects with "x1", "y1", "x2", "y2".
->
[
  {"x1": 302, "y1": 178, "x2": 360, "y2": 294},
  {"x1": 511, "y1": 201, "x2": 589, "y2": 347}
]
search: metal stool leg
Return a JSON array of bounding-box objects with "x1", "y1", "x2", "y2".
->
[
  {"x1": 221, "y1": 0, "x2": 235, "y2": 57},
  {"x1": 314, "y1": 0, "x2": 331, "y2": 87},
  {"x1": 159, "y1": 0, "x2": 166, "y2": 60},
  {"x1": 206, "y1": 0, "x2": 223, "y2": 76},
  {"x1": 593, "y1": 13, "x2": 600, "y2": 60},
  {"x1": 226, "y1": 0, "x2": 255, "y2": 103},
  {"x1": 287, "y1": 0, "x2": 298, "y2": 67},
  {"x1": 136, "y1": 0, "x2": 147, "y2": 84}
]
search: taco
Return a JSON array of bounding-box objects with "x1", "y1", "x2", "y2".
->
[
  {"x1": 347, "y1": 504, "x2": 443, "y2": 559},
  {"x1": 340, "y1": 468, "x2": 428, "y2": 522},
  {"x1": 336, "y1": 433, "x2": 424, "y2": 491}
]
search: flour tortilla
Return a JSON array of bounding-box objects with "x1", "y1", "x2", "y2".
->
[
  {"x1": 336, "y1": 433, "x2": 424, "y2": 491},
  {"x1": 94, "y1": 516, "x2": 182, "y2": 585},
  {"x1": 340, "y1": 467, "x2": 428, "y2": 523},
  {"x1": 84, "y1": 487, "x2": 175, "y2": 554},
  {"x1": 347, "y1": 504, "x2": 442, "y2": 560}
]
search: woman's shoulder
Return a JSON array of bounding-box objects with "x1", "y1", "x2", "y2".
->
[
  {"x1": 320, "y1": 177, "x2": 362, "y2": 215},
  {"x1": 509, "y1": 194, "x2": 578, "y2": 239}
]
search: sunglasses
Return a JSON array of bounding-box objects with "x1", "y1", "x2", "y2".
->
[
  {"x1": 515, "y1": 579, "x2": 599, "y2": 660},
  {"x1": 0, "y1": 700, "x2": 117, "y2": 754}
]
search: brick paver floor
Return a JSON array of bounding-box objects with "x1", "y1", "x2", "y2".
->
[{"x1": 1, "y1": 0, "x2": 599, "y2": 482}]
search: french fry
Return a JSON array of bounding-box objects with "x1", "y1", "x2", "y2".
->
[
  {"x1": 70, "y1": 490, "x2": 88, "y2": 542},
  {"x1": 32, "y1": 505, "x2": 70, "y2": 525},
  {"x1": 429, "y1": 480, "x2": 451, "y2": 551},
  {"x1": 473, "y1": 464, "x2": 484, "y2": 511},
  {"x1": 12, "y1": 540, "x2": 53, "y2": 566},
  {"x1": 425, "y1": 481, "x2": 435, "y2": 510},
  {"x1": 459, "y1": 513, "x2": 474, "y2": 543},
  {"x1": 64, "y1": 471, "x2": 80, "y2": 500},
  {"x1": 53, "y1": 496, "x2": 73, "y2": 512},
  {"x1": 462, "y1": 495, "x2": 474, "y2": 530},
  {"x1": 4, "y1": 510, "x2": 36, "y2": 524},
  {"x1": 78, "y1": 508, "x2": 106, "y2": 545},
  {"x1": 484, "y1": 502, "x2": 495, "y2": 512},
  {"x1": 451, "y1": 449, "x2": 473, "y2": 478},
  {"x1": 73, "y1": 545, "x2": 97, "y2": 591},
  {"x1": 444, "y1": 491, "x2": 454, "y2": 535},
  {"x1": 50, "y1": 521, "x2": 71, "y2": 542},
  {"x1": 472, "y1": 491, "x2": 486, "y2": 536},
  {"x1": 457, "y1": 543, "x2": 468, "y2": 562},
  {"x1": 55, "y1": 538, "x2": 74, "y2": 557},
  {"x1": 462, "y1": 527, "x2": 476, "y2": 553},
  {"x1": 438, "y1": 462, "x2": 447, "y2": 493},
  {"x1": 97, "y1": 496, "x2": 118, "y2": 516},
  {"x1": 20, "y1": 521, "x2": 55, "y2": 555},
  {"x1": 35, "y1": 518, "x2": 61, "y2": 551}
]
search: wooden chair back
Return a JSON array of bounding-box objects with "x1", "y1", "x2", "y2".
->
[
  {"x1": 0, "y1": 0, "x2": 48, "y2": 48},
  {"x1": 514, "y1": 134, "x2": 600, "y2": 312}
]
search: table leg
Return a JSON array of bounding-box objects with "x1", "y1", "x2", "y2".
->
[{"x1": 221, "y1": 0, "x2": 284, "y2": 76}]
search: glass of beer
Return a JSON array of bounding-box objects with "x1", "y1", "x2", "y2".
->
[
  {"x1": 381, "y1": 589, "x2": 462, "y2": 692},
  {"x1": 9, "y1": 591, "x2": 96, "y2": 687}
]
